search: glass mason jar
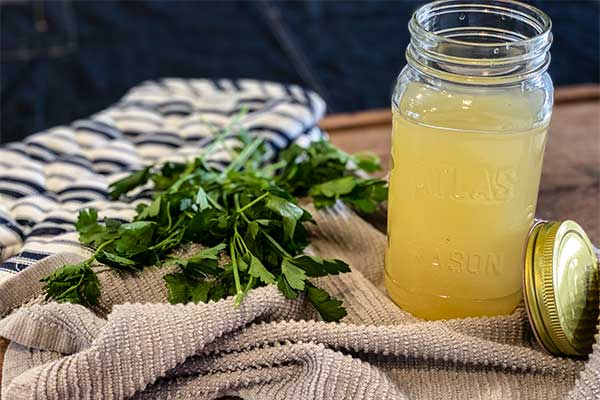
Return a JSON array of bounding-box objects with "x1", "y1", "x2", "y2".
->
[{"x1": 385, "y1": 0, "x2": 553, "y2": 320}]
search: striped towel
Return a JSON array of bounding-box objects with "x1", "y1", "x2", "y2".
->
[{"x1": 0, "y1": 78, "x2": 326, "y2": 283}]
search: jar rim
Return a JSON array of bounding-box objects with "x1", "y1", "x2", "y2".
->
[
  {"x1": 406, "y1": 0, "x2": 553, "y2": 84},
  {"x1": 410, "y1": 0, "x2": 552, "y2": 49}
]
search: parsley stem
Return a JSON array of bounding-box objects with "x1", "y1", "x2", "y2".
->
[
  {"x1": 229, "y1": 237, "x2": 243, "y2": 301},
  {"x1": 203, "y1": 107, "x2": 248, "y2": 151},
  {"x1": 206, "y1": 192, "x2": 224, "y2": 211},
  {"x1": 233, "y1": 195, "x2": 252, "y2": 225},
  {"x1": 261, "y1": 230, "x2": 293, "y2": 258},
  {"x1": 222, "y1": 138, "x2": 264, "y2": 175},
  {"x1": 148, "y1": 220, "x2": 183, "y2": 251},
  {"x1": 92, "y1": 239, "x2": 116, "y2": 261},
  {"x1": 261, "y1": 160, "x2": 286, "y2": 174},
  {"x1": 165, "y1": 202, "x2": 173, "y2": 230},
  {"x1": 232, "y1": 219, "x2": 250, "y2": 254},
  {"x1": 168, "y1": 169, "x2": 202, "y2": 194},
  {"x1": 243, "y1": 276, "x2": 255, "y2": 297},
  {"x1": 57, "y1": 284, "x2": 80, "y2": 299},
  {"x1": 57, "y1": 262, "x2": 95, "y2": 303},
  {"x1": 239, "y1": 211, "x2": 251, "y2": 224},
  {"x1": 237, "y1": 192, "x2": 269, "y2": 214}
]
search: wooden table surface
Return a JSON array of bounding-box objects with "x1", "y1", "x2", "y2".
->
[{"x1": 325, "y1": 84, "x2": 600, "y2": 244}]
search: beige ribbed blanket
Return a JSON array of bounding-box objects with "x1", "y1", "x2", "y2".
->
[{"x1": 0, "y1": 205, "x2": 598, "y2": 400}]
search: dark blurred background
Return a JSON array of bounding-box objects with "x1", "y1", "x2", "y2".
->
[{"x1": 1, "y1": 0, "x2": 599, "y2": 143}]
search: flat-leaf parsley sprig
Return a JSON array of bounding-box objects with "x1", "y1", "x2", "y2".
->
[{"x1": 42, "y1": 130, "x2": 387, "y2": 322}]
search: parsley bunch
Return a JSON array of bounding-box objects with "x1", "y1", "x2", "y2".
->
[{"x1": 42, "y1": 133, "x2": 387, "y2": 322}]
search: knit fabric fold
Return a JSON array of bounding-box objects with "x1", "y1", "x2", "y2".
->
[{"x1": 1, "y1": 204, "x2": 598, "y2": 400}]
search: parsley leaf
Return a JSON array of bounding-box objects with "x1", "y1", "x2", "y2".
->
[
  {"x1": 281, "y1": 259, "x2": 307, "y2": 291},
  {"x1": 248, "y1": 254, "x2": 276, "y2": 284},
  {"x1": 75, "y1": 208, "x2": 99, "y2": 233},
  {"x1": 190, "y1": 280, "x2": 213, "y2": 303},
  {"x1": 96, "y1": 250, "x2": 141, "y2": 272},
  {"x1": 306, "y1": 282, "x2": 347, "y2": 322},
  {"x1": 76, "y1": 209, "x2": 120, "y2": 247},
  {"x1": 164, "y1": 273, "x2": 191, "y2": 304},
  {"x1": 114, "y1": 221, "x2": 156, "y2": 256},
  {"x1": 352, "y1": 152, "x2": 382, "y2": 173},
  {"x1": 291, "y1": 255, "x2": 350, "y2": 277},
  {"x1": 195, "y1": 186, "x2": 210, "y2": 211},
  {"x1": 309, "y1": 176, "x2": 356, "y2": 198},
  {"x1": 109, "y1": 167, "x2": 151, "y2": 200},
  {"x1": 265, "y1": 195, "x2": 304, "y2": 242},
  {"x1": 277, "y1": 275, "x2": 299, "y2": 299},
  {"x1": 137, "y1": 196, "x2": 162, "y2": 220},
  {"x1": 167, "y1": 243, "x2": 226, "y2": 279},
  {"x1": 42, "y1": 262, "x2": 100, "y2": 307}
]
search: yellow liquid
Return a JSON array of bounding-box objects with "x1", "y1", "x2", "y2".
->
[{"x1": 385, "y1": 82, "x2": 549, "y2": 320}]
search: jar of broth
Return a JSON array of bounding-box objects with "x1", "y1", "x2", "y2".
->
[{"x1": 385, "y1": 0, "x2": 553, "y2": 319}]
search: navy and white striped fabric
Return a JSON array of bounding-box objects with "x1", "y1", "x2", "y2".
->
[{"x1": 0, "y1": 78, "x2": 326, "y2": 283}]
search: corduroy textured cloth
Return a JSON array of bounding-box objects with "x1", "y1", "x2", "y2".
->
[{"x1": 0, "y1": 203, "x2": 598, "y2": 400}]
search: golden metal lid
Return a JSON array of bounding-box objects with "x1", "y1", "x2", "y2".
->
[{"x1": 524, "y1": 220, "x2": 600, "y2": 357}]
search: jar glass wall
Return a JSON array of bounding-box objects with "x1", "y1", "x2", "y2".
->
[{"x1": 385, "y1": 0, "x2": 554, "y2": 319}]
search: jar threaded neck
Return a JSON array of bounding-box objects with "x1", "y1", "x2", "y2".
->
[{"x1": 407, "y1": 0, "x2": 552, "y2": 84}]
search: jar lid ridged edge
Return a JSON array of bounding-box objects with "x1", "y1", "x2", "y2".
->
[{"x1": 539, "y1": 223, "x2": 579, "y2": 355}]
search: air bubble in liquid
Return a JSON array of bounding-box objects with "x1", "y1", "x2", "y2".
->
[{"x1": 526, "y1": 205, "x2": 535, "y2": 221}]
